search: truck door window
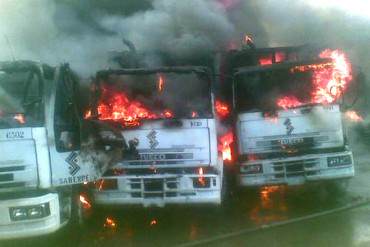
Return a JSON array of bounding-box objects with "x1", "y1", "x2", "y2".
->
[
  {"x1": 54, "y1": 72, "x2": 80, "y2": 152},
  {"x1": 23, "y1": 72, "x2": 44, "y2": 124},
  {"x1": 0, "y1": 70, "x2": 44, "y2": 128}
]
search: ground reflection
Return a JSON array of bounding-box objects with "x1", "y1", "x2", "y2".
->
[{"x1": 249, "y1": 185, "x2": 288, "y2": 225}]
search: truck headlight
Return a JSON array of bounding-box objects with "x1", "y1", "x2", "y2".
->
[
  {"x1": 9, "y1": 203, "x2": 50, "y2": 221},
  {"x1": 10, "y1": 208, "x2": 28, "y2": 221},
  {"x1": 327, "y1": 155, "x2": 352, "y2": 167}
]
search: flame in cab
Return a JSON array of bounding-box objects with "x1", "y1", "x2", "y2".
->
[
  {"x1": 13, "y1": 114, "x2": 26, "y2": 124},
  {"x1": 158, "y1": 74, "x2": 164, "y2": 92},
  {"x1": 313, "y1": 49, "x2": 352, "y2": 104},
  {"x1": 345, "y1": 110, "x2": 363, "y2": 122},
  {"x1": 218, "y1": 131, "x2": 233, "y2": 161},
  {"x1": 215, "y1": 100, "x2": 230, "y2": 119},
  {"x1": 276, "y1": 96, "x2": 302, "y2": 110},
  {"x1": 84, "y1": 85, "x2": 173, "y2": 127},
  {"x1": 198, "y1": 167, "x2": 206, "y2": 186},
  {"x1": 277, "y1": 49, "x2": 352, "y2": 109},
  {"x1": 258, "y1": 52, "x2": 286, "y2": 66}
]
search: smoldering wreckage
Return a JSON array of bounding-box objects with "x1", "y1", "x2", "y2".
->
[{"x1": 0, "y1": 34, "x2": 367, "y2": 240}]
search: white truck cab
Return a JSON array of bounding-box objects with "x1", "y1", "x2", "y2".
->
[
  {"x1": 0, "y1": 61, "x2": 105, "y2": 240},
  {"x1": 88, "y1": 67, "x2": 223, "y2": 207},
  {"x1": 232, "y1": 58, "x2": 355, "y2": 186}
]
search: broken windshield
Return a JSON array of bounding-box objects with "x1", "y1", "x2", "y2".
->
[
  {"x1": 0, "y1": 70, "x2": 44, "y2": 128},
  {"x1": 88, "y1": 70, "x2": 213, "y2": 127},
  {"x1": 234, "y1": 60, "x2": 344, "y2": 112}
]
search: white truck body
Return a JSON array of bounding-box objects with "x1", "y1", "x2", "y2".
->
[
  {"x1": 91, "y1": 67, "x2": 223, "y2": 207},
  {"x1": 236, "y1": 104, "x2": 354, "y2": 186},
  {"x1": 0, "y1": 62, "x2": 103, "y2": 240},
  {"x1": 94, "y1": 119, "x2": 222, "y2": 207}
]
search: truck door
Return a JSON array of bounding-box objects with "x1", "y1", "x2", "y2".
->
[{"x1": 49, "y1": 64, "x2": 105, "y2": 186}]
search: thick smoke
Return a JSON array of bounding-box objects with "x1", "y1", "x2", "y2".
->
[
  {"x1": 246, "y1": 0, "x2": 370, "y2": 70},
  {"x1": 1, "y1": 1, "x2": 369, "y2": 107},
  {"x1": 0, "y1": 0, "x2": 235, "y2": 76},
  {"x1": 229, "y1": 0, "x2": 370, "y2": 118}
]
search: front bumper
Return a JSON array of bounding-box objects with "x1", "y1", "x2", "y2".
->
[
  {"x1": 93, "y1": 174, "x2": 221, "y2": 207},
  {"x1": 238, "y1": 150, "x2": 355, "y2": 186},
  {"x1": 0, "y1": 193, "x2": 61, "y2": 240}
]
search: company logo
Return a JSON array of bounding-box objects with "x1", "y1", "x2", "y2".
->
[
  {"x1": 284, "y1": 118, "x2": 294, "y2": 135},
  {"x1": 66, "y1": 152, "x2": 80, "y2": 176},
  {"x1": 147, "y1": 130, "x2": 159, "y2": 149}
]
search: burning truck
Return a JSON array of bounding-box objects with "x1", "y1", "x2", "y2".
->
[
  {"x1": 222, "y1": 43, "x2": 355, "y2": 186},
  {"x1": 0, "y1": 61, "x2": 119, "y2": 240},
  {"x1": 85, "y1": 49, "x2": 223, "y2": 206}
]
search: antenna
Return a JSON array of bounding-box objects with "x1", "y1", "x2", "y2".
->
[{"x1": 3, "y1": 34, "x2": 16, "y2": 61}]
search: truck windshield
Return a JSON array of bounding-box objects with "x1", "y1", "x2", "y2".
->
[
  {"x1": 90, "y1": 71, "x2": 212, "y2": 127},
  {"x1": 0, "y1": 70, "x2": 43, "y2": 128},
  {"x1": 234, "y1": 60, "x2": 347, "y2": 112}
]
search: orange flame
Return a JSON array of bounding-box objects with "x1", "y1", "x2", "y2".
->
[
  {"x1": 198, "y1": 167, "x2": 206, "y2": 186},
  {"x1": 313, "y1": 49, "x2": 352, "y2": 104},
  {"x1": 84, "y1": 110, "x2": 92, "y2": 119},
  {"x1": 275, "y1": 51, "x2": 286, "y2": 63},
  {"x1": 244, "y1": 34, "x2": 254, "y2": 44},
  {"x1": 277, "y1": 49, "x2": 352, "y2": 109},
  {"x1": 218, "y1": 132, "x2": 233, "y2": 161},
  {"x1": 84, "y1": 85, "x2": 174, "y2": 127},
  {"x1": 345, "y1": 110, "x2": 363, "y2": 122},
  {"x1": 13, "y1": 114, "x2": 26, "y2": 124},
  {"x1": 158, "y1": 74, "x2": 164, "y2": 92},
  {"x1": 259, "y1": 52, "x2": 287, "y2": 66},
  {"x1": 163, "y1": 109, "x2": 173, "y2": 118},
  {"x1": 150, "y1": 219, "x2": 157, "y2": 226},
  {"x1": 79, "y1": 194, "x2": 92, "y2": 209},
  {"x1": 215, "y1": 100, "x2": 230, "y2": 119},
  {"x1": 104, "y1": 217, "x2": 117, "y2": 228},
  {"x1": 276, "y1": 96, "x2": 302, "y2": 110},
  {"x1": 259, "y1": 55, "x2": 273, "y2": 66}
]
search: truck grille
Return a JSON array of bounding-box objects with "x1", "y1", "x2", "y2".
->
[
  {"x1": 0, "y1": 165, "x2": 37, "y2": 192},
  {"x1": 273, "y1": 158, "x2": 320, "y2": 178},
  {"x1": 130, "y1": 178, "x2": 178, "y2": 198},
  {"x1": 0, "y1": 138, "x2": 39, "y2": 192},
  {"x1": 0, "y1": 182, "x2": 26, "y2": 189}
]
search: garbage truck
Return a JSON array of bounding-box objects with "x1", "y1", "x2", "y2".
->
[
  {"x1": 223, "y1": 45, "x2": 355, "y2": 186},
  {"x1": 0, "y1": 60, "x2": 118, "y2": 239},
  {"x1": 86, "y1": 65, "x2": 223, "y2": 207}
]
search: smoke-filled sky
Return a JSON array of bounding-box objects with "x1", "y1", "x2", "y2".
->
[{"x1": 0, "y1": 0, "x2": 369, "y2": 77}]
